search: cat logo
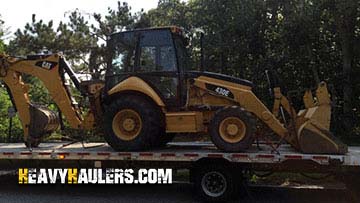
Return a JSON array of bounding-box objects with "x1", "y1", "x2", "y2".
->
[{"x1": 35, "y1": 61, "x2": 58, "y2": 70}]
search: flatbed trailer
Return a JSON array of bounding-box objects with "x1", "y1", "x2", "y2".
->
[{"x1": 0, "y1": 142, "x2": 359, "y2": 202}]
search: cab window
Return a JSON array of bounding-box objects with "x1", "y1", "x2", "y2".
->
[
  {"x1": 160, "y1": 46, "x2": 176, "y2": 71},
  {"x1": 112, "y1": 47, "x2": 135, "y2": 74},
  {"x1": 138, "y1": 30, "x2": 177, "y2": 72},
  {"x1": 140, "y1": 46, "x2": 156, "y2": 71},
  {"x1": 108, "y1": 32, "x2": 136, "y2": 75}
]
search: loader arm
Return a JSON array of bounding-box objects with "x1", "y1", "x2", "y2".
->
[
  {"x1": 189, "y1": 75, "x2": 347, "y2": 154},
  {"x1": 190, "y1": 76, "x2": 300, "y2": 149},
  {"x1": 0, "y1": 53, "x2": 99, "y2": 142}
]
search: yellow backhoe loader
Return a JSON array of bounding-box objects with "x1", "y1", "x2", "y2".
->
[{"x1": 0, "y1": 26, "x2": 347, "y2": 154}]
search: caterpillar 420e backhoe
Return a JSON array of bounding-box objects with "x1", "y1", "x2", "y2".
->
[{"x1": 0, "y1": 26, "x2": 347, "y2": 154}]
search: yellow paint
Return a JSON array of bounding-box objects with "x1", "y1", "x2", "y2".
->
[
  {"x1": 1, "y1": 70, "x2": 31, "y2": 138},
  {"x1": 219, "y1": 117, "x2": 246, "y2": 143},
  {"x1": 112, "y1": 109, "x2": 142, "y2": 141},
  {"x1": 166, "y1": 112, "x2": 204, "y2": 133},
  {"x1": 108, "y1": 76, "x2": 165, "y2": 107}
]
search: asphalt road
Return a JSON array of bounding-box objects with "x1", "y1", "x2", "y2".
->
[{"x1": 0, "y1": 175, "x2": 353, "y2": 203}]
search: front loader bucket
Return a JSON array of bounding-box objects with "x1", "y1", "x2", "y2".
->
[
  {"x1": 297, "y1": 106, "x2": 348, "y2": 155},
  {"x1": 298, "y1": 121, "x2": 348, "y2": 154}
]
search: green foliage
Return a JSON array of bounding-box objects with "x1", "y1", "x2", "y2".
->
[
  {"x1": 147, "y1": 0, "x2": 190, "y2": 28},
  {"x1": 0, "y1": 87, "x2": 23, "y2": 142},
  {"x1": 0, "y1": 16, "x2": 5, "y2": 53},
  {"x1": 7, "y1": 13, "x2": 98, "y2": 64}
]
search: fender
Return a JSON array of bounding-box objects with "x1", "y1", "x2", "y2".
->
[{"x1": 107, "y1": 76, "x2": 165, "y2": 107}]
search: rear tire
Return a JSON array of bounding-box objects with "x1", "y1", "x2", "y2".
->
[
  {"x1": 103, "y1": 94, "x2": 164, "y2": 151},
  {"x1": 209, "y1": 107, "x2": 256, "y2": 152}
]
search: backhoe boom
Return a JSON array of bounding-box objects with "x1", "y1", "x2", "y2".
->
[{"x1": 0, "y1": 53, "x2": 102, "y2": 144}]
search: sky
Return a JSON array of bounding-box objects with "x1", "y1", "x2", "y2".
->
[{"x1": 0, "y1": 0, "x2": 159, "y2": 40}]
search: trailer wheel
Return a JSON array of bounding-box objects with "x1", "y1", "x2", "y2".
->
[
  {"x1": 209, "y1": 107, "x2": 256, "y2": 152},
  {"x1": 194, "y1": 164, "x2": 236, "y2": 202},
  {"x1": 103, "y1": 94, "x2": 164, "y2": 151}
]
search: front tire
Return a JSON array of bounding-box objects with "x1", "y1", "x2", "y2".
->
[
  {"x1": 209, "y1": 107, "x2": 256, "y2": 152},
  {"x1": 103, "y1": 94, "x2": 164, "y2": 151}
]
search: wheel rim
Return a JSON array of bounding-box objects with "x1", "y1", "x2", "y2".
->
[
  {"x1": 112, "y1": 109, "x2": 142, "y2": 141},
  {"x1": 219, "y1": 117, "x2": 246, "y2": 143},
  {"x1": 201, "y1": 171, "x2": 227, "y2": 198}
]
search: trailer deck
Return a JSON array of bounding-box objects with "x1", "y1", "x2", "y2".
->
[
  {"x1": 0, "y1": 142, "x2": 358, "y2": 169},
  {"x1": 0, "y1": 141, "x2": 358, "y2": 202}
]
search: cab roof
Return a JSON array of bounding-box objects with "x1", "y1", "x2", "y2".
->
[{"x1": 110, "y1": 26, "x2": 184, "y2": 37}]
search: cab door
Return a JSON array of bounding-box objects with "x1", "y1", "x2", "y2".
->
[{"x1": 134, "y1": 29, "x2": 181, "y2": 109}]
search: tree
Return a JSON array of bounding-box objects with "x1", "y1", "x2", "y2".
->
[
  {"x1": 7, "y1": 12, "x2": 97, "y2": 65},
  {"x1": 327, "y1": 0, "x2": 359, "y2": 131},
  {"x1": 88, "y1": 1, "x2": 137, "y2": 78},
  {"x1": 0, "y1": 16, "x2": 22, "y2": 141},
  {"x1": 0, "y1": 15, "x2": 6, "y2": 53},
  {"x1": 147, "y1": 0, "x2": 190, "y2": 28}
]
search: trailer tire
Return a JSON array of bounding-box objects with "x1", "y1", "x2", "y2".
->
[
  {"x1": 209, "y1": 107, "x2": 256, "y2": 152},
  {"x1": 194, "y1": 164, "x2": 237, "y2": 202},
  {"x1": 103, "y1": 94, "x2": 164, "y2": 151}
]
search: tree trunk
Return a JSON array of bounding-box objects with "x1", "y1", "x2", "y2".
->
[
  {"x1": 89, "y1": 48, "x2": 100, "y2": 80},
  {"x1": 338, "y1": 23, "x2": 354, "y2": 132}
]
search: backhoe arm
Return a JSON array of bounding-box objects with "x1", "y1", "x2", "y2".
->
[
  {"x1": 1, "y1": 69, "x2": 32, "y2": 137},
  {"x1": 0, "y1": 53, "x2": 99, "y2": 143}
]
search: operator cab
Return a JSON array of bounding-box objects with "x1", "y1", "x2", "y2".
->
[{"x1": 106, "y1": 27, "x2": 189, "y2": 108}]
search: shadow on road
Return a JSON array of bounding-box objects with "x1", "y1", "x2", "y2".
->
[{"x1": 0, "y1": 175, "x2": 352, "y2": 203}]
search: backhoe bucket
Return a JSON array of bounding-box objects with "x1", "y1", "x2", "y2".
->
[
  {"x1": 296, "y1": 82, "x2": 348, "y2": 154},
  {"x1": 29, "y1": 104, "x2": 60, "y2": 139}
]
